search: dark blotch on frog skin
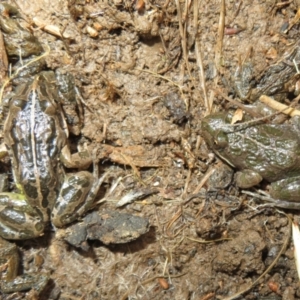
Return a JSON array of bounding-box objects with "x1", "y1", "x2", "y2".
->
[
  {"x1": 23, "y1": 183, "x2": 38, "y2": 200},
  {"x1": 0, "y1": 208, "x2": 26, "y2": 225}
]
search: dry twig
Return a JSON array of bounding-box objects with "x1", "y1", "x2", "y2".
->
[
  {"x1": 214, "y1": 0, "x2": 225, "y2": 72},
  {"x1": 175, "y1": 0, "x2": 192, "y2": 79},
  {"x1": 194, "y1": 0, "x2": 209, "y2": 111}
]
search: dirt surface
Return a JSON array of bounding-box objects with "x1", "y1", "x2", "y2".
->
[{"x1": 2, "y1": 0, "x2": 300, "y2": 299}]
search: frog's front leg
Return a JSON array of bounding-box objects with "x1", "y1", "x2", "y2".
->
[
  {"x1": 235, "y1": 169, "x2": 263, "y2": 189},
  {"x1": 52, "y1": 157, "x2": 108, "y2": 228},
  {"x1": 60, "y1": 145, "x2": 92, "y2": 169}
]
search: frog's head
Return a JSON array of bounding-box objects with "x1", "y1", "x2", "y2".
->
[{"x1": 201, "y1": 113, "x2": 230, "y2": 151}]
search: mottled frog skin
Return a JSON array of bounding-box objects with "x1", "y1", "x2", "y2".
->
[
  {"x1": 234, "y1": 43, "x2": 300, "y2": 102},
  {"x1": 0, "y1": 2, "x2": 107, "y2": 241},
  {"x1": 201, "y1": 113, "x2": 300, "y2": 208},
  {"x1": 0, "y1": 71, "x2": 103, "y2": 240},
  {"x1": 0, "y1": 3, "x2": 106, "y2": 294},
  {"x1": 0, "y1": 174, "x2": 49, "y2": 294}
]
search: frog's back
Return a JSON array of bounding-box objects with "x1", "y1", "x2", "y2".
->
[
  {"x1": 224, "y1": 123, "x2": 300, "y2": 182},
  {"x1": 3, "y1": 80, "x2": 67, "y2": 211}
]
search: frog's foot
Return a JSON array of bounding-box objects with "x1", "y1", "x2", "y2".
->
[
  {"x1": 235, "y1": 169, "x2": 263, "y2": 189},
  {"x1": 0, "y1": 193, "x2": 44, "y2": 240},
  {"x1": 1, "y1": 273, "x2": 49, "y2": 294},
  {"x1": 60, "y1": 145, "x2": 92, "y2": 169},
  {"x1": 242, "y1": 190, "x2": 300, "y2": 210}
]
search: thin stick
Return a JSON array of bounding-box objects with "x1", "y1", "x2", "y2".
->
[
  {"x1": 194, "y1": 0, "x2": 209, "y2": 111},
  {"x1": 214, "y1": 0, "x2": 225, "y2": 72},
  {"x1": 175, "y1": 0, "x2": 192, "y2": 78},
  {"x1": 193, "y1": 166, "x2": 216, "y2": 194},
  {"x1": 0, "y1": 30, "x2": 8, "y2": 83},
  {"x1": 260, "y1": 95, "x2": 300, "y2": 116},
  {"x1": 135, "y1": 68, "x2": 184, "y2": 97}
]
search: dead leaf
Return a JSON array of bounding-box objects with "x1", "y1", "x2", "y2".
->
[{"x1": 231, "y1": 108, "x2": 244, "y2": 124}]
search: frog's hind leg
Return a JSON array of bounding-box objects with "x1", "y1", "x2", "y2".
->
[
  {"x1": 51, "y1": 166, "x2": 109, "y2": 228},
  {"x1": 0, "y1": 193, "x2": 44, "y2": 240},
  {"x1": 1, "y1": 273, "x2": 49, "y2": 294}
]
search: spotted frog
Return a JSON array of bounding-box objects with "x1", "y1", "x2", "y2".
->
[
  {"x1": 234, "y1": 44, "x2": 300, "y2": 102},
  {"x1": 201, "y1": 112, "x2": 300, "y2": 209},
  {"x1": 0, "y1": 3, "x2": 43, "y2": 59},
  {"x1": 0, "y1": 71, "x2": 106, "y2": 240}
]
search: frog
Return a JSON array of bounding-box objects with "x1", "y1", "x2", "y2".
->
[
  {"x1": 0, "y1": 2, "x2": 83, "y2": 136},
  {"x1": 0, "y1": 3, "x2": 43, "y2": 59},
  {"x1": 201, "y1": 112, "x2": 300, "y2": 209},
  {"x1": 234, "y1": 43, "x2": 300, "y2": 103},
  {"x1": 0, "y1": 3, "x2": 106, "y2": 295},
  {"x1": 0, "y1": 2, "x2": 108, "y2": 240},
  {"x1": 0, "y1": 70, "x2": 107, "y2": 240}
]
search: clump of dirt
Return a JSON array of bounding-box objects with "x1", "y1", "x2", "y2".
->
[{"x1": 1, "y1": 0, "x2": 300, "y2": 300}]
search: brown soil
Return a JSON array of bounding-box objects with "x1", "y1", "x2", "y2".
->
[{"x1": 2, "y1": 0, "x2": 300, "y2": 300}]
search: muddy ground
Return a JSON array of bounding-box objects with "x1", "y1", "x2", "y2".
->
[{"x1": 2, "y1": 0, "x2": 300, "y2": 299}]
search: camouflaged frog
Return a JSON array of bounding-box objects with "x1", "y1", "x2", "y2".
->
[
  {"x1": 201, "y1": 112, "x2": 300, "y2": 209},
  {"x1": 0, "y1": 4, "x2": 106, "y2": 240}
]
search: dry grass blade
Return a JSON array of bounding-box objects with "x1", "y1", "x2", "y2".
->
[
  {"x1": 165, "y1": 207, "x2": 182, "y2": 237},
  {"x1": 214, "y1": 0, "x2": 225, "y2": 72},
  {"x1": 194, "y1": 0, "x2": 209, "y2": 111},
  {"x1": 284, "y1": 7, "x2": 300, "y2": 33},
  {"x1": 193, "y1": 166, "x2": 216, "y2": 194},
  {"x1": 186, "y1": 236, "x2": 232, "y2": 244},
  {"x1": 259, "y1": 95, "x2": 300, "y2": 116},
  {"x1": 195, "y1": 40, "x2": 209, "y2": 112},
  {"x1": 0, "y1": 29, "x2": 8, "y2": 83},
  {"x1": 292, "y1": 222, "x2": 300, "y2": 280},
  {"x1": 135, "y1": 68, "x2": 184, "y2": 97},
  {"x1": 175, "y1": 0, "x2": 192, "y2": 78}
]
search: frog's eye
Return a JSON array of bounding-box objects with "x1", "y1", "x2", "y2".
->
[
  {"x1": 214, "y1": 132, "x2": 228, "y2": 149},
  {"x1": 11, "y1": 99, "x2": 26, "y2": 109},
  {"x1": 40, "y1": 100, "x2": 56, "y2": 115}
]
